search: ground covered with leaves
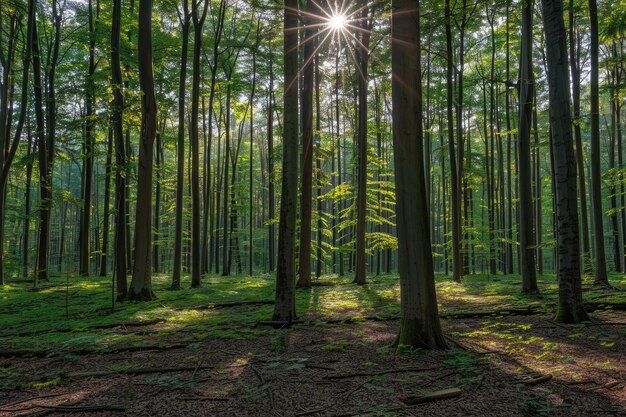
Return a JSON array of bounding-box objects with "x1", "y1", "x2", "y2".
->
[{"x1": 0, "y1": 273, "x2": 625, "y2": 416}]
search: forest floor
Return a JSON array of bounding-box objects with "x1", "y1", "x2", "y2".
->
[{"x1": 0, "y1": 272, "x2": 625, "y2": 416}]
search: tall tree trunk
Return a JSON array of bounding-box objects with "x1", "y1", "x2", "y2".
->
[
  {"x1": 172, "y1": 2, "x2": 190, "y2": 290},
  {"x1": 568, "y1": 0, "x2": 591, "y2": 271},
  {"x1": 446, "y1": 0, "x2": 461, "y2": 282},
  {"x1": 31, "y1": 2, "x2": 48, "y2": 286},
  {"x1": 540, "y1": 0, "x2": 589, "y2": 322},
  {"x1": 201, "y1": 0, "x2": 226, "y2": 275},
  {"x1": 190, "y1": 0, "x2": 209, "y2": 287},
  {"x1": 296, "y1": 0, "x2": 318, "y2": 289},
  {"x1": 129, "y1": 0, "x2": 157, "y2": 301},
  {"x1": 588, "y1": 0, "x2": 609, "y2": 284},
  {"x1": 273, "y1": 0, "x2": 299, "y2": 322},
  {"x1": 533, "y1": 96, "x2": 543, "y2": 274},
  {"x1": 222, "y1": 84, "x2": 232, "y2": 276},
  {"x1": 80, "y1": 0, "x2": 99, "y2": 277},
  {"x1": 518, "y1": 0, "x2": 538, "y2": 293},
  {"x1": 354, "y1": 3, "x2": 371, "y2": 286},
  {"x1": 248, "y1": 24, "x2": 260, "y2": 276},
  {"x1": 111, "y1": 0, "x2": 127, "y2": 299},
  {"x1": 267, "y1": 53, "x2": 275, "y2": 273},
  {"x1": 392, "y1": 0, "x2": 446, "y2": 349}
]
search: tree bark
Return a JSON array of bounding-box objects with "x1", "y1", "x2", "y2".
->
[
  {"x1": 111, "y1": 0, "x2": 127, "y2": 299},
  {"x1": 273, "y1": 0, "x2": 299, "y2": 322},
  {"x1": 518, "y1": 0, "x2": 538, "y2": 293},
  {"x1": 129, "y1": 0, "x2": 157, "y2": 301},
  {"x1": 540, "y1": 0, "x2": 589, "y2": 322},
  {"x1": 354, "y1": 2, "x2": 371, "y2": 286},
  {"x1": 588, "y1": 0, "x2": 609, "y2": 284},
  {"x1": 392, "y1": 0, "x2": 446, "y2": 349}
]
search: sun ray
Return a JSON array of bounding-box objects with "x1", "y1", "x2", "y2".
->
[
  {"x1": 340, "y1": 30, "x2": 367, "y2": 82},
  {"x1": 286, "y1": 28, "x2": 336, "y2": 93}
]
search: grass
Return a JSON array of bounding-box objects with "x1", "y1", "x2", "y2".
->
[{"x1": 0, "y1": 271, "x2": 624, "y2": 356}]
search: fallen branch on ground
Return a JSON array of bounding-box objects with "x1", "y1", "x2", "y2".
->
[
  {"x1": 523, "y1": 374, "x2": 552, "y2": 386},
  {"x1": 400, "y1": 387, "x2": 463, "y2": 405}
]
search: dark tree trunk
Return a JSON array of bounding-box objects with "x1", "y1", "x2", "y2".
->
[
  {"x1": 392, "y1": 0, "x2": 446, "y2": 349},
  {"x1": 100, "y1": 127, "x2": 113, "y2": 277},
  {"x1": 588, "y1": 0, "x2": 609, "y2": 284},
  {"x1": 296, "y1": 0, "x2": 317, "y2": 289},
  {"x1": 273, "y1": 0, "x2": 299, "y2": 322},
  {"x1": 172, "y1": 1, "x2": 190, "y2": 290},
  {"x1": 540, "y1": 0, "x2": 589, "y2": 322},
  {"x1": 190, "y1": 0, "x2": 209, "y2": 288},
  {"x1": 111, "y1": 0, "x2": 127, "y2": 299},
  {"x1": 267, "y1": 53, "x2": 275, "y2": 273},
  {"x1": 80, "y1": 0, "x2": 99, "y2": 277},
  {"x1": 354, "y1": 2, "x2": 371, "y2": 286},
  {"x1": 568, "y1": 0, "x2": 591, "y2": 270},
  {"x1": 129, "y1": 0, "x2": 157, "y2": 301},
  {"x1": 518, "y1": 0, "x2": 538, "y2": 293},
  {"x1": 446, "y1": 0, "x2": 461, "y2": 282}
]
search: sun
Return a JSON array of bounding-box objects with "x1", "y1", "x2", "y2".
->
[{"x1": 328, "y1": 13, "x2": 346, "y2": 31}]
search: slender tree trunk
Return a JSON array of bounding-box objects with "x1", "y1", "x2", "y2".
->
[
  {"x1": 354, "y1": 3, "x2": 371, "y2": 286},
  {"x1": 100, "y1": 127, "x2": 113, "y2": 276},
  {"x1": 518, "y1": 0, "x2": 538, "y2": 293},
  {"x1": 296, "y1": 0, "x2": 318, "y2": 289},
  {"x1": 533, "y1": 93, "x2": 543, "y2": 274},
  {"x1": 568, "y1": 0, "x2": 591, "y2": 270},
  {"x1": 588, "y1": 0, "x2": 609, "y2": 284},
  {"x1": 111, "y1": 0, "x2": 127, "y2": 298},
  {"x1": 80, "y1": 0, "x2": 99, "y2": 277},
  {"x1": 190, "y1": 0, "x2": 209, "y2": 287},
  {"x1": 446, "y1": 0, "x2": 461, "y2": 282},
  {"x1": 222, "y1": 84, "x2": 232, "y2": 276},
  {"x1": 267, "y1": 54, "x2": 275, "y2": 273},
  {"x1": 172, "y1": 2, "x2": 189, "y2": 290}
]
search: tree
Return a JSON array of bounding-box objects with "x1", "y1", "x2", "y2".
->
[
  {"x1": 354, "y1": 1, "x2": 371, "y2": 286},
  {"x1": 172, "y1": 0, "x2": 190, "y2": 290},
  {"x1": 518, "y1": 0, "x2": 538, "y2": 293},
  {"x1": 540, "y1": 0, "x2": 589, "y2": 323},
  {"x1": 297, "y1": 0, "x2": 318, "y2": 289},
  {"x1": 0, "y1": 0, "x2": 33, "y2": 285},
  {"x1": 111, "y1": 0, "x2": 128, "y2": 299},
  {"x1": 391, "y1": 0, "x2": 446, "y2": 349},
  {"x1": 190, "y1": 0, "x2": 209, "y2": 288},
  {"x1": 445, "y1": 0, "x2": 461, "y2": 282},
  {"x1": 79, "y1": 0, "x2": 100, "y2": 277},
  {"x1": 588, "y1": 0, "x2": 609, "y2": 285},
  {"x1": 129, "y1": 0, "x2": 157, "y2": 301},
  {"x1": 273, "y1": 0, "x2": 298, "y2": 322}
]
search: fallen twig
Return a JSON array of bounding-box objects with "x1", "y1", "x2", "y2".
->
[
  {"x1": 400, "y1": 387, "x2": 463, "y2": 405},
  {"x1": 523, "y1": 374, "x2": 552, "y2": 386}
]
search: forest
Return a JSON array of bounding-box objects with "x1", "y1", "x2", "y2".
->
[{"x1": 0, "y1": 0, "x2": 625, "y2": 415}]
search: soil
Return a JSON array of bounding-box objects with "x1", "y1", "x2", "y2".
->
[{"x1": 1, "y1": 310, "x2": 624, "y2": 417}]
